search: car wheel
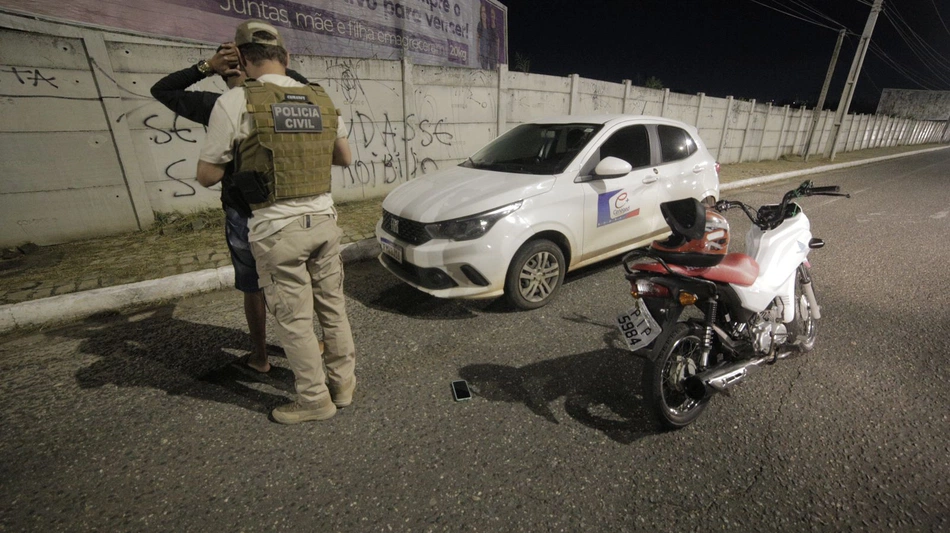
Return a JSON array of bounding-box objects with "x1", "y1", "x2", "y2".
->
[{"x1": 504, "y1": 239, "x2": 566, "y2": 310}]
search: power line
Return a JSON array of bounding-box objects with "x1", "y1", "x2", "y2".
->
[
  {"x1": 868, "y1": 41, "x2": 940, "y2": 90},
  {"x1": 745, "y1": 0, "x2": 842, "y2": 32},
  {"x1": 929, "y1": 0, "x2": 950, "y2": 37},
  {"x1": 881, "y1": 4, "x2": 950, "y2": 86}
]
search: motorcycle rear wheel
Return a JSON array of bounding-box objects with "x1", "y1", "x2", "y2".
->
[{"x1": 644, "y1": 323, "x2": 709, "y2": 429}]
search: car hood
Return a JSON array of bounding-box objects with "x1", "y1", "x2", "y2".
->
[{"x1": 382, "y1": 165, "x2": 556, "y2": 222}]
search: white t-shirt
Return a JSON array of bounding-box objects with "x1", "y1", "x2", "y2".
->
[{"x1": 200, "y1": 73, "x2": 349, "y2": 242}]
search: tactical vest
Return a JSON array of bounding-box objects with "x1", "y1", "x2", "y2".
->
[{"x1": 236, "y1": 80, "x2": 339, "y2": 210}]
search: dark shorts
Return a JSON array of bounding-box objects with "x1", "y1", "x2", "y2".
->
[{"x1": 224, "y1": 206, "x2": 261, "y2": 293}]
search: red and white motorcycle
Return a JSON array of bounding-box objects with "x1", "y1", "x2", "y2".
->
[{"x1": 616, "y1": 181, "x2": 849, "y2": 429}]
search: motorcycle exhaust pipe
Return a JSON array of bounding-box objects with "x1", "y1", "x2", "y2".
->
[{"x1": 683, "y1": 357, "x2": 771, "y2": 401}]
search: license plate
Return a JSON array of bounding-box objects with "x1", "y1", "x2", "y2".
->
[
  {"x1": 380, "y1": 237, "x2": 403, "y2": 263},
  {"x1": 616, "y1": 299, "x2": 662, "y2": 351}
]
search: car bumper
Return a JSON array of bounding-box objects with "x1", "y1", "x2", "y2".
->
[{"x1": 375, "y1": 219, "x2": 509, "y2": 300}]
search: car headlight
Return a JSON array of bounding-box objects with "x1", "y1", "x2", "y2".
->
[{"x1": 424, "y1": 201, "x2": 523, "y2": 241}]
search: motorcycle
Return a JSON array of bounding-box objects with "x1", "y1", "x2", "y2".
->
[{"x1": 615, "y1": 181, "x2": 849, "y2": 429}]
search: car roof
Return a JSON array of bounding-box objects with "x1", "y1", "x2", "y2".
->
[{"x1": 525, "y1": 114, "x2": 692, "y2": 129}]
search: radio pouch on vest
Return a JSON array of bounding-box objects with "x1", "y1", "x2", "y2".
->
[
  {"x1": 235, "y1": 80, "x2": 339, "y2": 211},
  {"x1": 231, "y1": 171, "x2": 268, "y2": 210}
]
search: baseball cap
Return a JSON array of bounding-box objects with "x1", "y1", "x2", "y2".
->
[{"x1": 235, "y1": 19, "x2": 285, "y2": 48}]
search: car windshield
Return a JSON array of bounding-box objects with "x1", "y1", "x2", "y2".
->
[{"x1": 460, "y1": 123, "x2": 602, "y2": 175}]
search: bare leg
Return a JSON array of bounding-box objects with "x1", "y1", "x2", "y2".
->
[{"x1": 244, "y1": 290, "x2": 270, "y2": 372}]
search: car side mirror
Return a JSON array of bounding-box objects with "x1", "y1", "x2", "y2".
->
[{"x1": 593, "y1": 156, "x2": 632, "y2": 179}]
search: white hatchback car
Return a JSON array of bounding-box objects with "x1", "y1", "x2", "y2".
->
[{"x1": 375, "y1": 115, "x2": 720, "y2": 309}]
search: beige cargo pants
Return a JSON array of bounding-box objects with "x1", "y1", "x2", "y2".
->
[{"x1": 251, "y1": 213, "x2": 356, "y2": 403}]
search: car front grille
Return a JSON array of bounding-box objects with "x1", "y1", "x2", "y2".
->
[{"x1": 381, "y1": 210, "x2": 431, "y2": 245}]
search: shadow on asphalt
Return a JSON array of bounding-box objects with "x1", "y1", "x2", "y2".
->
[
  {"x1": 342, "y1": 254, "x2": 626, "y2": 318},
  {"x1": 60, "y1": 305, "x2": 293, "y2": 414},
  {"x1": 459, "y1": 337, "x2": 661, "y2": 444}
]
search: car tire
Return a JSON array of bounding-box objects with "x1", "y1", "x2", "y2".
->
[{"x1": 504, "y1": 239, "x2": 566, "y2": 310}]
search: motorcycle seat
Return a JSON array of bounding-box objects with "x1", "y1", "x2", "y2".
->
[{"x1": 633, "y1": 252, "x2": 759, "y2": 287}]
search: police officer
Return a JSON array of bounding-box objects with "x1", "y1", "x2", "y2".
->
[{"x1": 196, "y1": 20, "x2": 356, "y2": 424}]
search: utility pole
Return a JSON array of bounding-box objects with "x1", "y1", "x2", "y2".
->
[
  {"x1": 827, "y1": 0, "x2": 883, "y2": 160},
  {"x1": 804, "y1": 29, "x2": 846, "y2": 161}
]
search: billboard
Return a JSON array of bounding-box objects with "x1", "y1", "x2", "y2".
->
[{"x1": 0, "y1": 0, "x2": 507, "y2": 69}]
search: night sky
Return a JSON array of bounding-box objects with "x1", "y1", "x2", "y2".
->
[{"x1": 501, "y1": 0, "x2": 950, "y2": 114}]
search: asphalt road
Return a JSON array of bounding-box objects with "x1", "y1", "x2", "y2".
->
[{"x1": 2, "y1": 151, "x2": 949, "y2": 532}]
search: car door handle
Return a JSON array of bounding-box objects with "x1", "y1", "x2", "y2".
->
[
  {"x1": 642, "y1": 176, "x2": 658, "y2": 184},
  {"x1": 692, "y1": 164, "x2": 706, "y2": 173}
]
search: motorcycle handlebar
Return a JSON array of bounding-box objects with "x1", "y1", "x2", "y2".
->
[{"x1": 716, "y1": 181, "x2": 849, "y2": 229}]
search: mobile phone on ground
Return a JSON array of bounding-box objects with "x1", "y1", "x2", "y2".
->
[{"x1": 451, "y1": 380, "x2": 472, "y2": 401}]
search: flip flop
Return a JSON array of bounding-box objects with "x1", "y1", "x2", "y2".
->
[{"x1": 235, "y1": 354, "x2": 271, "y2": 374}]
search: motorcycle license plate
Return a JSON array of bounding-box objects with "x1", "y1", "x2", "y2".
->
[{"x1": 616, "y1": 299, "x2": 662, "y2": 351}]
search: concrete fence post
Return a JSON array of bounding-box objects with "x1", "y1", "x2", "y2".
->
[
  {"x1": 81, "y1": 30, "x2": 153, "y2": 229},
  {"x1": 661, "y1": 88, "x2": 670, "y2": 117},
  {"x1": 756, "y1": 103, "x2": 771, "y2": 162},
  {"x1": 717, "y1": 96, "x2": 733, "y2": 162},
  {"x1": 621, "y1": 79, "x2": 632, "y2": 114},
  {"x1": 695, "y1": 92, "x2": 705, "y2": 128},
  {"x1": 845, "y1": 114, "x2": 858, "y2": 152},
  {"x1": 857, "y1": 115, "x2": 871, "y2": 150},
  {"x1": 854, "y1": 114, "x2": 866, "y2": 151},
  {"x1": 859, "y1": 116, "x2": 867, "y2": 148},
  {"x1": 841, "y1": 113, "x2": 855, "y2": 154},
  {"x1": 739, "y1": 99, "x2": 756, "y2": 163},
  {"x1": 816, "y1": 109, "x2": 832, "y2": 155},
  {"x1": 776, "y1": 105, "x2": 791, "y2": 159},
  {"x1": 873, "y1": 115, "x2": 884, "y2": 148},
  {"x1": 496, "y1": 63, "x2": 508, "y2": 139},
  {"x1": 569, "y1": 73, "x2": 580, "y2": 114},
  {"x1": 401, "y1": 56, "x2": 414, "y2": 178},
  {"x1": 792, "y1": 106, "x2": 807, "y2": 155}
]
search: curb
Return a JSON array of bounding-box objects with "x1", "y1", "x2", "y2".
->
[
  {"x1": 1, "y1": 145, "x2": 946, "y2": 334},
  {"x1": 719, "y1": 145, "x2": 949, "y2": 192},
  {"x1": 0, "y1": 239, "x2": 381, "y2": 334}
]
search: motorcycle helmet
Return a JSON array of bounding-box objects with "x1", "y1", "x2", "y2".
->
[{"x1": 651, "y1": 198, "x2": 729, "y2": 267}]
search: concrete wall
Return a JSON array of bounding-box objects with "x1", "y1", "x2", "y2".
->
[
  {"x1": 877, "y1": 88, "x2": 950, "y2": 121},
  {"x1": 2, "y1": 12, "x2": 948, "y2": 247}
]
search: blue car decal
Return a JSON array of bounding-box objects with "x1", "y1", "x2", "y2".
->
[{"x1": 597, "y1": 189, "x2": 640, "y2": 227}]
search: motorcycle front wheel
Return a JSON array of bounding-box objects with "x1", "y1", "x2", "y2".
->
[
  {"x1": 789, "y1": 263, "x2": 819, "y2": 351},
  {"x1": 643, "y1": 323, "x2": 709, "y2": 429}
]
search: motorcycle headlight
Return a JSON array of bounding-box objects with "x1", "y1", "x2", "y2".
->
[{"x1": 424, "y1": 201, "x2": 522, "y2": 241}]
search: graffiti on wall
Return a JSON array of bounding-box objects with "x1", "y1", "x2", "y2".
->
[
  {"x1": 322, "y1": 57, "x2": 451, "y2": 189},
  {"x1": 0, "y1": 66, "x2": 59, "y2": 88},
  {"x1": 142, "y1": 114, "x2": 201, "y2": 197}
]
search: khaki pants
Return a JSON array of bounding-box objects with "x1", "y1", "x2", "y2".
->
[{"x1": 250, "y1": 213, "x2": 356, "y2": 403}]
